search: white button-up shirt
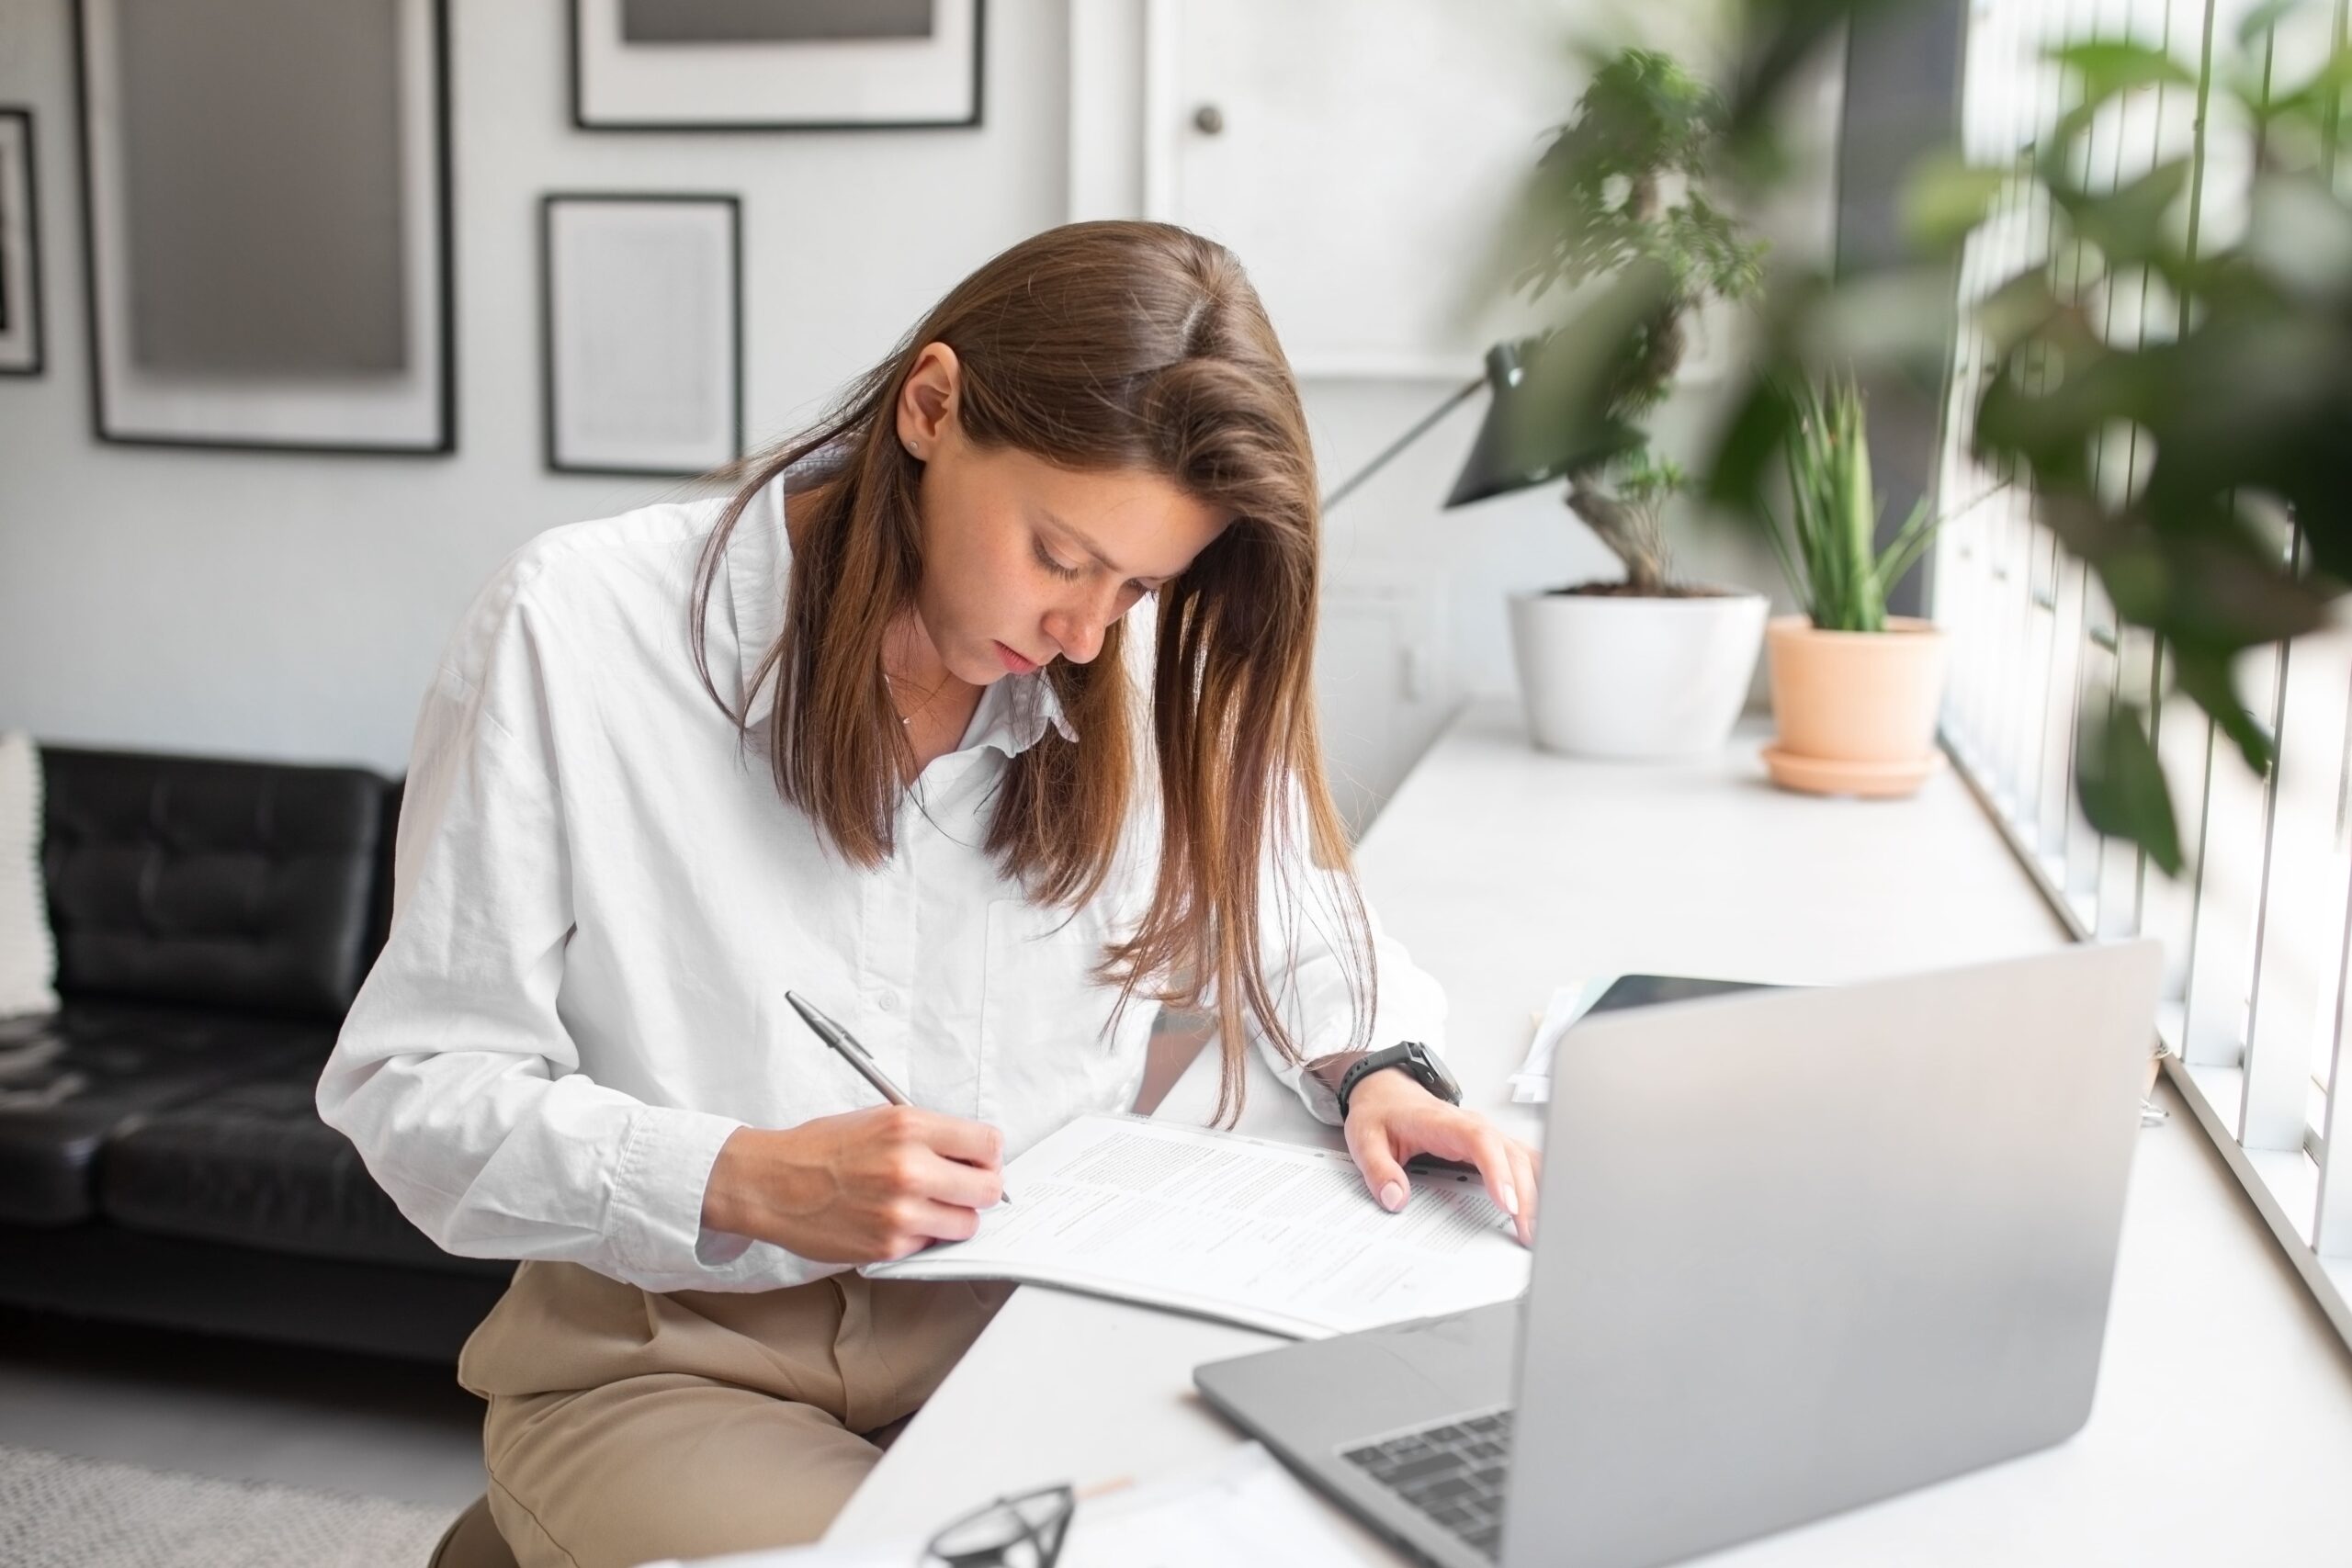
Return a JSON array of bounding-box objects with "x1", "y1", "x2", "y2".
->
[{"x1": 319, "y1": 471, "x2": 1448, "y2": 1294}]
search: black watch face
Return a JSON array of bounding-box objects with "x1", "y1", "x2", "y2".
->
[{"x1": 1411, "y1": 1043, "x2": 1463, "y2": 1101}]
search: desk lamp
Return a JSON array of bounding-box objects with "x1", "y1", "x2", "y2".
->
[{"x1": 1317, "y1": 338, "x2": 1635, "y2": 516}]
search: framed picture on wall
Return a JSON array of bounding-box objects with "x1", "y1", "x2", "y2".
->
[
  {"x1": 72, "y1": 0, "x2": 454, "y2": 453},
  {"x1": 542, "y1": 194, "x2": 742, "y2": 478},
  {"x1": 0, "y1": 108, "x2": 44, "y2": 377},
  {"x1": 571, "y1": 0, "x2": 984, "y2": 130}
]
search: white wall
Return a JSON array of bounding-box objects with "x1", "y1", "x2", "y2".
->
[
  {"x1": 0, "y1": 0, "x2": 1826, "y2": 816},
  {"x1": 0, "y1": 0, "x2": 1075, "y2": 771}
]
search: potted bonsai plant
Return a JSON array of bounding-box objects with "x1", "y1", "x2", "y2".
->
[
  {"x1": 1755, "y1": 375, "x2": 1946, "y2": 796},
  {"x1": 1500, "y1": 48, "x2": 1773, "y2": 760}
]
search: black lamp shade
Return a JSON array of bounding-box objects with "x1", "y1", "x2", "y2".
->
[{"x1": 1444, "y1": 339, "x2": 1641, "y2": 509}]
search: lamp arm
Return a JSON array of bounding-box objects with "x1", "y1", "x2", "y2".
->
[{"x1": 1317, "y1": 375, "x2": 1487, "y2": 514}]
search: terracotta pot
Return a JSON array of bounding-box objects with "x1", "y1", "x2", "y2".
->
[{"x1": 1763, "y1": 615, "x2": 1949, "y2": 796}]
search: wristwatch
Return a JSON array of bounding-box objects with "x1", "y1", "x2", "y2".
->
[{"x1": 1303, "y1": 1042, "x2": 1463, "y2": 1122}]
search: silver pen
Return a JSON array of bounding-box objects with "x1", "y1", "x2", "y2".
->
[{"x1": 784, "y1": 990, "x2": 1012, "y2": 1205}]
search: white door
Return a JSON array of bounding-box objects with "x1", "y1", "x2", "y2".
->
[{"x1": 1146, "y1": 0, "x2": 1583, "y2": 378}]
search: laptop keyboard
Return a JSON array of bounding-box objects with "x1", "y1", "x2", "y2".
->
[{"x1": 1340, "y1": 1408, "x2": 1514, "y2": 1561}]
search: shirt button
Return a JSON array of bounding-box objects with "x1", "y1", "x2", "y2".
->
[{"x1": 878, "y1": 992, "x2": 900, "y2": 1013}]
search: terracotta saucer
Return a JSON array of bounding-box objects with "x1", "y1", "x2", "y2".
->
[{"x1": 1760, "y1": 744, "x2": 1946, "y2": 799}]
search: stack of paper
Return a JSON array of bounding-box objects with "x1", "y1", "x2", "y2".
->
[
  {"x1": 1513, "y1": 975, "x2": 1791, "y2": 1103},
  {"x1": 1508, "y1": 976, "x2": 1612, "y2": 1104},
  {"x1": 862, "y1": 1114, "x2": 1530, "y2": 1339}
]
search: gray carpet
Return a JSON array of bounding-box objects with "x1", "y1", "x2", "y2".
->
[{"x1": 0, "y1": 1444, "x2": 458, "y2": 1568}]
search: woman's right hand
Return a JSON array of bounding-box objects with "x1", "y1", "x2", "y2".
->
[{"x1": 700, "y1": 1105, "x2": 1006, "y2": 1264}]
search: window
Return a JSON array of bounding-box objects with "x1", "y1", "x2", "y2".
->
[{"x1": 1933, "y1": 0, "x2": 2352, "y2": 1343}]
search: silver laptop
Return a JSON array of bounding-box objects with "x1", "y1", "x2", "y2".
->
[{"x1": 1194, "y1": 941, "x2": 2162, "y2": 1568}]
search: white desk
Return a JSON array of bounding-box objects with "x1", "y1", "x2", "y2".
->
[{"x1": 831, "y1": 702, "x2": 2352, "y2": 1562}]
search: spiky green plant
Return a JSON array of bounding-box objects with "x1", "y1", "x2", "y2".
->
[{"x1": 1759, "y1": 377, "x2": 1938, "y2": 633}]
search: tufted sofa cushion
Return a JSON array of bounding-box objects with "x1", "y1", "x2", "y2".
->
[
  {"x1": 40, "y1": 748, "x2": 392, "y2": 1020},
  {"x1": 0, "y1": 1000, "x2": 328, "y2": 1224},
  {"x1": 100, "y1": 1055, "x2": 510, "y2": 1277}
]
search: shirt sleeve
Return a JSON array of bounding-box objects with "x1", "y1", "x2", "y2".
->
[
  {"x1": 1241, "y1": 775, "x2": 1451, "y2": 1125},
  {"x1": 317, "y1": 554, "x2": 788, "y2": 1293}
]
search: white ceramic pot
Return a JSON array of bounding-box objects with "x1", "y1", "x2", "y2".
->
[{"x1": 1507, "y1": 589, "x2": 1770, "y2": 760}]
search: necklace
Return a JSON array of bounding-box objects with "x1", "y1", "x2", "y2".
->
[{"x1": 883, "y1": 668, "x2": 954, "y2": 728}]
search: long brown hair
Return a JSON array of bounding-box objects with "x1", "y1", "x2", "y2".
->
[{"x1": 690, "y1": 220, "x2": 1373, "y2": 1122}]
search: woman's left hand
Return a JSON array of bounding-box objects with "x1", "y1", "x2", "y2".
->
[{"x1": 1342, "y1": 1068, "x2": 1540, "y2": 1247}]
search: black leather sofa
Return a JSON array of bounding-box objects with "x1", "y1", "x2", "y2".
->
[{"x1": 0, "y1": 746, "x2": 512, "y2": 1362}]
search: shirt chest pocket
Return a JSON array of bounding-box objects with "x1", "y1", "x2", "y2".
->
[{"x1": 977, "y1": 897, "x2": 1152, "y2": 1153}]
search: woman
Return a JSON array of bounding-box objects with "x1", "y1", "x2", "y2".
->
[{"x1": 322, "y1": 220, "x2": 1538, "y2": 1568}]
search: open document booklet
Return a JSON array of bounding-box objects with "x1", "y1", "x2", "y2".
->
[{"x1": 860, "y1": 1114, "x2": 1531, "y2": 1339}]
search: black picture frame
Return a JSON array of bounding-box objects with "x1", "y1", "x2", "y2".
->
[
  {"x1": 540, "y1": 192, "x2": 744, "y2": 479},
  {"x1": 569, "y1": 0, "x2": 986, "y2": 132},
  {"x1": 70, "y1": 0, "x2": 456, "y2": 456},
  {"x1": 0, "y1": 107, "x2": 45, "y2": 378}
]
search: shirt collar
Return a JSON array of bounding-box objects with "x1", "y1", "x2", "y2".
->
[
  {"x1": 723, "y1": 473, "x2": 789, "y2": 730},
  {"x1": 965, "y1": 665, "x2": 1080, "y2": 758},
  {"x1": 721, "y1": 469, "x2": 1079, "y2": 756}
]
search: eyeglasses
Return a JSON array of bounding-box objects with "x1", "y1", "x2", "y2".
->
[{"x1": 920, "y1": 1483, "x2": 1075, "y2": 1568}]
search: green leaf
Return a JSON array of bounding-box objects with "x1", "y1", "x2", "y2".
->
[
  {"x1": 1977, "y1": 346, "x2": 2165, "y2": 486},
  {"x1": 1702, "y1": 375, "x2": 1794, "y2": 513},
  {"x1": 2142, "y1": 516, "x2": 2337, "y2": 649},
  {"x1": 2055, "y1": 158, "x2": 2193, "y2": 266},
  {"x1": 2046, "y1": 40, "x2": 2198, "y2": 101},
  {"x1": 1874, "y1": 498, "x2": 1942, "y2": 595},
  {"x1": 2236, "y1": 0, "x2": 2306, "y2": 48},
  {"x1": 1508, "y1": 265, "x2": 1678, "y2": 460},
  {"x1": 2095, "y1": 544, "x2": 2172, "y2": 628},
  {"x1": 2076, "y1": 701, "x2": 2185, "y2": 876},
  {"x1": 2169, "y1": 645, "x2": 2277, "y2": 775},
  {"x1": 1901, "y1": 152, "x2": 2012, "y2": 252},
  {"x1": 1972, "y1": 268, "x2": 2068, "y2": 355},
  {"x1": 2257, "y1": 45, "x2": 2352, "y2": 125}
]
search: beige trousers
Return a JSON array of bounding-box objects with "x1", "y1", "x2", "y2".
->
[{"x1": 458, "y1": 1259, "x2": 1012, "y2": 1568}]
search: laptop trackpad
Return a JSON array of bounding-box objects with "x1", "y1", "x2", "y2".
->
[{"x1": 1194, "y1": 1300, "x2": 1521, "y2": 1454}]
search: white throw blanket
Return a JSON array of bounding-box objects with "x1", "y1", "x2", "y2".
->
[{"x1": 0, "y1": 730, "x2": 59, "y2": 1018}]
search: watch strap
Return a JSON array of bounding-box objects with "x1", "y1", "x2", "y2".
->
[{"x1": 1337, "y1": 1042, "x2": 1456, "y2": 1120}]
